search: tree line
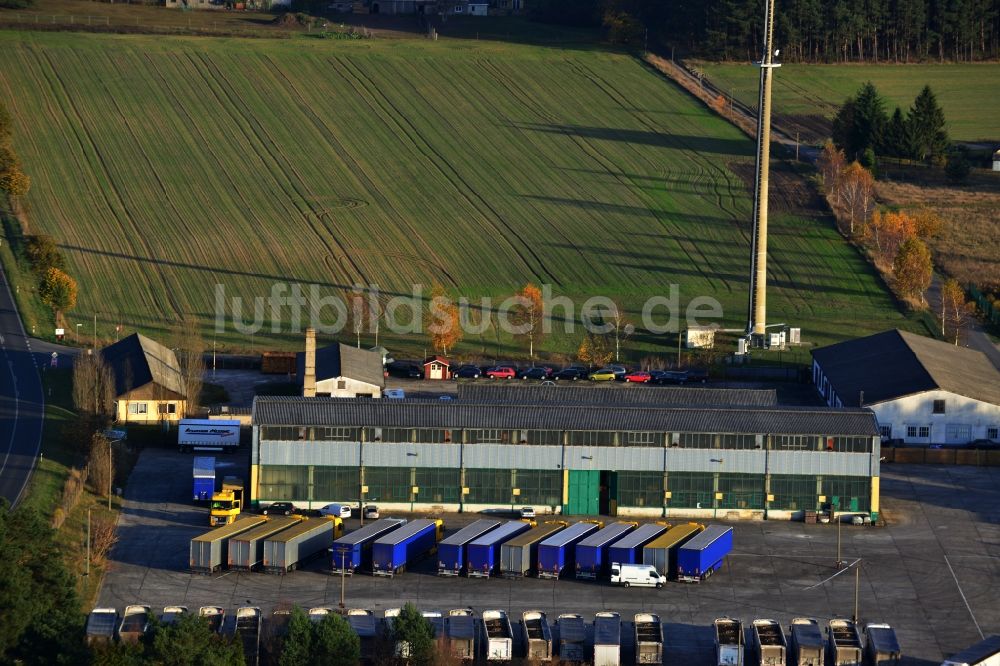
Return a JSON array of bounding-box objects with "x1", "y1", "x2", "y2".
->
[{"x1": 530, "y1": 0, "x2": 1000, "y2": 62}]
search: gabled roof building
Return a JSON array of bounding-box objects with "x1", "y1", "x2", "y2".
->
[{"x1": 100, "y1": 333, "x2": 187, "y2": 423}]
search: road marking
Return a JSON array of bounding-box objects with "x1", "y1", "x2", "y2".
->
[
  {"x1": 0, "y1": 345, "x2": 20, "y2": 482},
  {"x1": 945, "y1": 554, "x2": 984, "y2": 640},
  {"x1": 803, "y1": 558, "x2": 861, "y2": 590}
]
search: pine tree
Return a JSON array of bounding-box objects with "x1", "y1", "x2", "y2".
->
[
  {"x1": 881, "y1": 107, "x2": 911, "y2": 158},
  {"x1": 279, "y1": 607, "x2": 313, "y2": 666},
  {"x1": 907, "y1": 85, "x2": 949, "y2": 161},
  {"x1": 392, "y1": 603, "x2": 435, "y2": 666},
  {"x1": 312, "y1": 612, "x2": 360, "y2": 666}
]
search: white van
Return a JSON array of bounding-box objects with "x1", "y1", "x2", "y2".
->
[{"x1": 610, "y1": 563, "x2": 664, "y2": 589}]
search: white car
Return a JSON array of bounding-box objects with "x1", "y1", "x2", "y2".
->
[
  {"x1": 363, "y1": 505, "x2": 380, "y2": 520},
  {"x1": 519, "y1": 507, "x2": 536, "y2": 519},
  {"x1": 318, "y1": 503, "x2": 352, "y2": 518}
]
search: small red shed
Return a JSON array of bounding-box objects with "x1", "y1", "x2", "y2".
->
[{"x1": 423, "y1": 356, "x2": 451, "y2": 380}]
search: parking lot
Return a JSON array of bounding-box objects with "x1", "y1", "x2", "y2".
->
[{"x1": 98, "y1": 447, "x2": 1000, "y2": 664}]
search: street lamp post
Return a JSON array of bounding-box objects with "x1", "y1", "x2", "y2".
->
[
  {"x1": 339, "y1": 552, "x2": 347, "y2": 610},
  {"x1": 108, "y1": 439, "x2": 113, "y2": 510},
  {"x1": 75, "y1": 323, "x2": 82, "y2": 342}
]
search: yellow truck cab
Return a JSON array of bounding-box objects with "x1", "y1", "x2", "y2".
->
[{"x1": 209, "y1": 476, "x2": 244, "y2": 526}]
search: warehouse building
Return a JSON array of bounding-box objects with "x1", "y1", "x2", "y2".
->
[
  {"x1": 812, "y1": 329, "x2": 1000, "y2": 446},
  {"x1": 250, "y1": 389, "x2": 881, "y2": 521}
]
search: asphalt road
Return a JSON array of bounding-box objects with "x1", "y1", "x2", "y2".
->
[
  {"x1": 99, "y1": 447, "x2": 998, "y2": 664},
  {"x1": 0, "y1": 265, "x2": 45, "y2": 507}
]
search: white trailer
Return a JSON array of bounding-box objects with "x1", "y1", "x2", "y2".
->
[
  {"x1": 178, "y1": 419, "x2": 240, "y2": 453},
  {"x1": 483, "y1": 610, "x2": 513, "y2": 661},
  {"x1": 715, "y1": 617, "x2": 744, "y2": 666}
]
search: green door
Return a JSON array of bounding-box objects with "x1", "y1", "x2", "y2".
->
[{"x1": 565, "y1": 470, "x2": 600, "y2": 515}]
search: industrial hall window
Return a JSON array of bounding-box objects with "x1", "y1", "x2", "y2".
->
[
  {"x1": 989, "y1": 427, "x2": 999, "y2": 441},
  {"x1": 933, "y1": 400, "x2": 946, "y2": 414},
  {"x1": 676, "y1": 433, "x2": 712, "y2": 449},
  {"x1": 367, "y1": 427, "x2": 413, "y2": 443},
  {"x1": 315, "y1": 427, "x2": 360, "y2": 441},
  {"x1": 719, "y1": 434, "x2": 758, "y2": 450},
  {"x1": 772, "y1": 435, "x2": 812, "y2": 451},
  {"x1": 624, "y1": 432, "x2": 658, "y2": 447},
  {"x1": 466, "y1": 429, "x2": 507, "y2": 444}
]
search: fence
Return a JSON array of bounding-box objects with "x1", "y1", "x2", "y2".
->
[
  {"x1": 970, "y1": 284, "x2": 1000, "y2": 326},
  {"x1": 883, "y1": 446, "x2": 1000, "y2": 466}
]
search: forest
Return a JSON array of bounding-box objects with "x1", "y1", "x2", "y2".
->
[{"x1": 531, "y1": 0, "x2": 1000, "y2": 62}]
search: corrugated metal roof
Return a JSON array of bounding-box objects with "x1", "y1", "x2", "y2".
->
[
  {"x1": 812, "y1": 329, "x2": 1000, "y2": 406},
  {"x1": 539, "y1": 522, "x2": 600, "y2": 548},
  {"x1": 457, "y1": 383, "x2": 777, "y2": 407},
  {"x1": 100, "y1": 333, "x2": 185, "y2": 398},
  {"x1": 616, "y1": 523, "x2": 670, "y2": 549},
  {"x1": 440, "y1": 519, "x2": 503, "y2": 546},
  {"x1": 252, "y1": 397, "x2": 880, "y2": 436},
  {"x1": 577, "y1": 522, "x2": 636, "y2": 548}
]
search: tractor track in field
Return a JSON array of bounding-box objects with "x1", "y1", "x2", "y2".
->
[
  {"x1": 261, "y1": 53, "x2": 459, "y2": 290},
  {"x1": 193, "y1": 53, "x2": 370, "y2": 288},
  {"x1": 331, "y1": 55, "x2": 559, "y2": 287},
  {"x1": 36, "y1": 49, "x2": 182, "y2": 318}
]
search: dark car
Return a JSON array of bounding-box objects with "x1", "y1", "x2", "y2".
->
[
  {"x1": 262, "y1": 501, "x2": 295, "y2": 516},
  {"x1": 387, "y1": 360, "x2": 423, "y2": 379},
  {"x1": 553, "y1": 368, "x2": 586, "y2": 381},
  {"x1": 650, "y1": 370, "x2": 688, "y2": 385},
  {"x1": 453, "y1": 364, "x2": 482, "y2": 379},
  {"x1": 518, "y1": 367, "x2": 549, "y2": 380}
]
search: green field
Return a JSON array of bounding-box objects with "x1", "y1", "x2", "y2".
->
[
  {"x1": 0, "y1": 32, "x2": 920, "y2": 357},
  {"x1": 695, "y1": 61, "x2": 1000, "y2": 143}
]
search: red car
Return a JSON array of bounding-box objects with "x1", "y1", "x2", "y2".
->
[
  {"x1": 486, "y1": 366, "x2": 516, "y2": 379},
  {"x1": 623, "y1": 371, "x2": 652, "y2": 383}
]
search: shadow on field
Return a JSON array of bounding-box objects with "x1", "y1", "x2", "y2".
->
[{"x1": 511, "y1": 122, "x2": 752, "y2": 155}]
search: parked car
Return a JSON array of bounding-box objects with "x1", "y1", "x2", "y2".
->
[
  {"x1": 623, "y1": 371, "x2": 652, "y2": 383},
  {"x1": 387, "y1": 361, "x2": 423, "y2": 379},
  {"x1": 262, "y1": 502, "x2": 295, "y2": 516},
  {"x1": 486, "y1": 366, "x2": 517, "y2": 379},
  {"x1": 650, "y1": 370, "x2": 687, "y2": 385},
  {"x1": 609, "y1": 365, "x2": 628, "y2": 380},
  {"x1": 318, "y1": 503, "x2": 352, "y2": 518},
  {"x1": 589, "y1": 368, "x2": 617, "y2": 382},
  {"x1": 384, "y1": 389, "x2": 406, "y2": 399},
  {"x1": 519, "y1": 367, "x2": 550, "y2": 380},
  {"x1": 453, "y1": 364, "x2": 482, "y2": 379},
  {"x1": 520, "y1": 507, "x2": 536, "y2": 519},
  {"x1": 363, "y1": 505, "x2": 380, "y2": 520},
  {"x1": 553, "y1": 368, "x2": 586, "y2": 381}
]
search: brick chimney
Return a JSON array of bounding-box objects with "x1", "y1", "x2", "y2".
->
[{"x1": 303, "y1": 327, "x2": 316, "y2": 398}]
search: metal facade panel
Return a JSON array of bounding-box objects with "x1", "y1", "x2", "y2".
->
[
  {"x1": 361, "y1": 442, "x2": 461, "y2": 468},
  {"x1": 260, "y1": 441, "x2": 359, "y2": 466},
  {"x1": 665, "y1": 449, "x2": 766, "y2": 474},
  {"x1": 462, "y1": 444, "x2": 563, "y2": 469},
  {"x1": 563, "y1": 447, "x2": 663, "y2": 471},
  {"x1": 768, "y1": 451, "x2": 871, "y2": 476}
]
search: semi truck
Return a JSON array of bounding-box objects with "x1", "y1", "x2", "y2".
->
[
  {"x1": 330, "y1": 517, "x2": 407, "y2": 574},
  {"x1": 634, "y1": 613, "x2": 664, "y2": 665},
  {"x1": 424, "y1": 611, "x2": 445, "y2": 639},
  {"x1": 677, "y1": 525, "x2": 733, "y2": 582},
  {"x1": 228, "y1": 515, "x2": 303, "y2": 571},
  {"x1": 262, "y1": 516, "x2": 342, "y2": 573},
  {"x1": 864, "y1": 623, "x2": 901, "y2": 665},
  {"x1": 941, "y1": 635, "x2": 1000, "y2": 666},
  {"x1": 235, "y1": 607, "x2": 262, "y2": 666},
  {"x1": 752, "y1": 619, "x2": 787, "y2": 666},
  {"x1": 522, "y1": 611, "x2": 553, "y2": 661},
  {"x1": 611, "y1": 523, "x2": 670, "y2": 566},
  {"x1": 827, "y1": 619, "x2": 863, "y2": 666},
  {"x1": 537, "y1": 521, "x2": 601, "y2": 579},
  {"x1": 209, "y1": 476, "x2": 244, "y2": 526},
  {"x1": 347, "y1": 609, "x2": 378, "y2": 661},
  {"x1": 642, "y1": 523, "x2": 702, "y2": 578},
  {"x1": 118, "y1": 605, "x2": 152, "y2": 644},
  {"x1": 714, "y1": 617, "x2": 744, "y2": 666},
  {"x1": 447, "y1": 609, "x2": 477, "y2": 661},
  {"x1": 437, "y1": 519, "x2": 502, "y2": 576},
  {"x1": 308, "y1": 607, "x2": 334, "y2": 624},
  {"x1": 199, "y1": 606, "x2": 225, "y2": 634},
  {"x1": 789, "y1": 618, "x2": 824, "y2": 666},
  {"x1": 372, "y1": 518, "x2": 444, "y2": 577},
  {"x1": 593, "y1": 612, "x2": 622, "y2": 666},
  {"x1": 556, "y1": 613, "x2": 587, "y2": 663},
  {"x1": 161, "y1": 606, "x2": 188, "y2": 625},
  {"x1": 575, "y1": 522, "x2": 636, "y2": 580},
  {"x1": 500, "y1": 520, "x2": 567, "y2": 578},
  {"x1": 178, "y1": 419, "x2": 240, "y2": 453},
  {"x1": 483, "y1": 610, "x2": 514, "y2": 661},
  {"x1": 466, "y1": 520, "x2": 531, "y2": 578},
  {"x1": 85, "y1": 608, "x2": 119, "y2": 646},
  {"x1": 192, "y1": 457, "x2": 215, "y2": 501}
]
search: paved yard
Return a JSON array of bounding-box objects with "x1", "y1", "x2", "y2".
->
[{"x1": 98, "y1": 448, "x2": 999, "y2": 664}]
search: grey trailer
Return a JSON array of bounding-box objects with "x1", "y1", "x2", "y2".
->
[
  {"x1": 118, "y1": 605, "x2": 152, "y2": 645},
  {"x1": 347, "y1": 609, "x2": 378, "y2": 660},
  {"x1": 752, "y1": 619, "x2": 786, "y2": 666},
  {"x1": 263, "y1": 517, "x2": 339, "y2": 573},
  {"x1": 85, "y1": 608, "x2": 118, "y2": 646},
  {"x1": 161, "y1": 606, "x2": 188, "y2": 626},
  {"x1": 308, "y1": 607, "x2": 335, "y2": 624},
  {"x1": 423, "y1": 611, "x2": 445, "y2": 639},
  {"x1": 228, "y1": 516, "x2": 302, "y2": 571},
  {"x1": 447, "y1": 609, "x2": 477, "y2": 661},
  {"x1": 864, "y1": 624, "x2": 901, "y2": 665},
  {"x1": 790, "y1": 618, "x2": 824, "y2": 666},
  {"x1": 634, "y1": 613, "x2": 663, "y2": 665},
  {"x1": 594, "y1": 612, "x2": 622, "y2": 666},
  {"x1": 235, "y1": 607, "x2": 262, "y2": 666},
  {"x1": 500, "y1": 521, "x2": 567, "y2": 579},
  {"x1": 199, "y1": 606, "x2": 225, "y2": 634},
  {"x1": 483, "y1": 610, "x2": 514, "y2": 661},
  {"x1": 715, "y1": 617, "x2": 744, "y2": 666},
  {"x1": 522, "y1": 610, "x2": 553, "y2": 661},
  {"x1": 827, "y1": 619, "x2": 863, "y2": 666},
  {"x1": 557, "y1": 614, "x2": 587, "y2": 663},
  {"x1": 189, "y1": 515, "x2": 269, "y2": 573},
  {"x1": 438, "y1": 518, "x2": 503, "y2": 576}
]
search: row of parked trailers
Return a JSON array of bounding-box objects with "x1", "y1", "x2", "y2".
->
[{"x1": 189, "y1": 515, "x2": 343, "y2": 573}]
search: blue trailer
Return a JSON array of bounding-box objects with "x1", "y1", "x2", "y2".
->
[
  {"x1": 676, "y1": 525, "x2": 733, "y2": 582},
  {"x1": 330, "y1": 518, "x2": 406, "y2": 574},
  {"x1": 192, "y1": 456, "x2": 215, "y2": 502},
  {"x1": 608, "y1": 523, "x2": 669, "y2": 566},
  {"x1": 372, "y1": 519, "x2": 444, "y2": 577},
  {"x1": 536, "y1": 522, "x2": 601, "y2": 580},
  {"x1": 575, "y1": 522, "x2": 636, "y2": 580},
  {"x1": 437, "y1": 519, "x2": 503, "y2": 576},
  {"x1": 466, "y1": 520, "x2": 531, "y2": 578}
]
